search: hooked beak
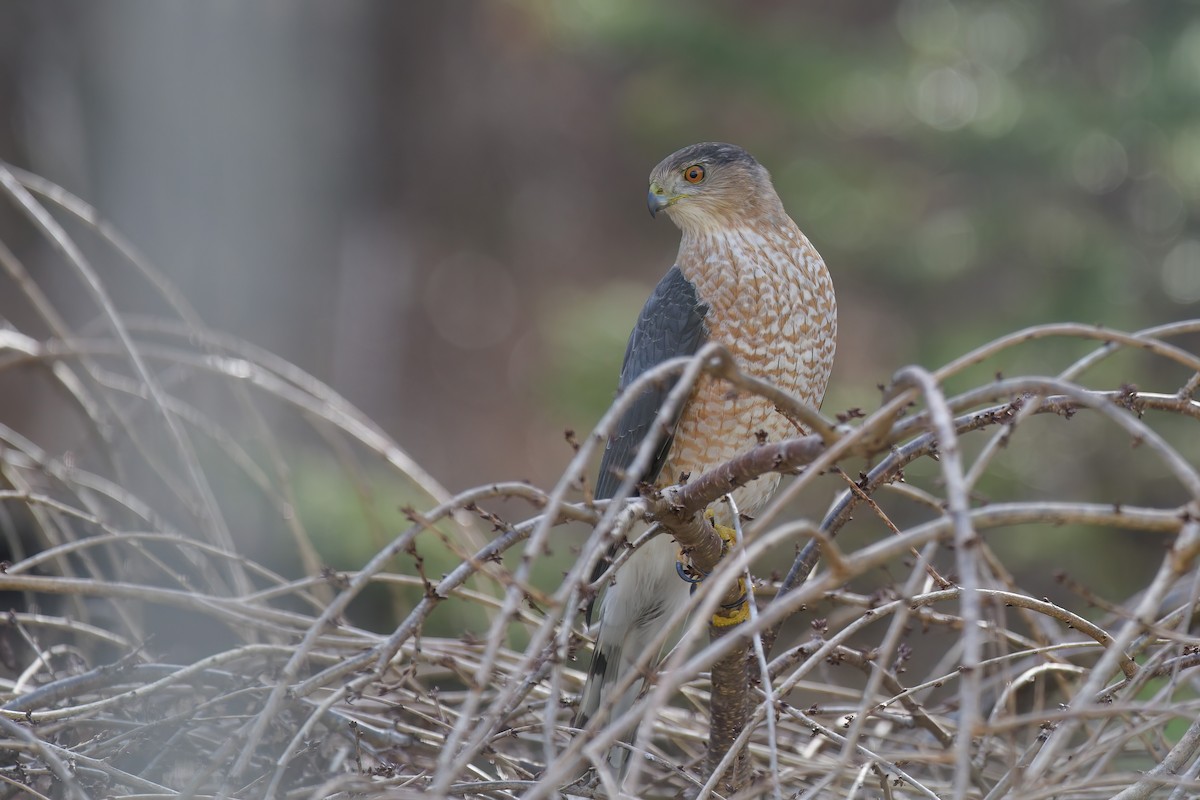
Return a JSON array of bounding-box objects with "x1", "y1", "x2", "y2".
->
[{"x1": 647, "y1": 183, "x2": 670, "y2": 218}]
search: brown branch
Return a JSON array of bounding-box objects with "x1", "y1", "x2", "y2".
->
[
  {"x1": 646, "y1": 433, "x2": 827, "y2": 577},
  {"x1": 768, "y1": 383, "x2": 1200, "y2": 656},
  {"x1": 705, "y1": 622, "x2": 751, "y2": 791},
  {"x1": 973, "y1": 589, "x2": 1138, "y2": 680},
  {"x1": 640, "y1": 433, "x2": 827, "y2": 794},
  {"x1": 831, "y1": 466, "x2": 952, "y2": 590}
]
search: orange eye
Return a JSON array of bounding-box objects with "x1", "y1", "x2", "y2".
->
[{"x1": 684, "y1": 164, "x2": 706, "y2": 184}]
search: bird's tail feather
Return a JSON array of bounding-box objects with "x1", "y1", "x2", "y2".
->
[
  {"x1": 574, "y1": 638, "x2": 640, "y2": 774},
  {"x1": 574, "y1": 532, "x2": 691, "y2": 776}
]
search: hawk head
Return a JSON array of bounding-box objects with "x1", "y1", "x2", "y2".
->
[{"x1": 647, "y1": 142, "x2": 783, "y2": 232}]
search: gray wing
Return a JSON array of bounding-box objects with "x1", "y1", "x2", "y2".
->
[
  {"x1": 587, "y1": 267, "x2": 708, "y2": 624},
  {"x1": 595, "y1": 265, "x2": 710, "y2": 499}
]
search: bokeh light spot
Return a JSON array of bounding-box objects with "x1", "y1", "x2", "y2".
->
[
  {"x1": 1071, "y1": 130, "x2": 1128, "y2": 194},
  {"x1": 969, "y1": 68, "x2": 1023, "y2": 137},
  {"x1": 910, "y1": 66, "x2": 979, "y2": 131},
  {"x1": 1169, "y1": 125, "x2": 1200, "y2": 204},
  {"x1": 1162, "y1": 239, "x2": 1200, "y2": 303},
  {"x1": 897, "y1": 0, "x2": 960, "y2": 56},
  {"x1": 965, "y1": 6, "x2": 1030, "y2": 73},
  {"x1": 1098, "y1": 36, "x2": 1153, "y2": 98},
  {"x1": 1168, "y1": 21, "x2": 1200, "y2": 92}
]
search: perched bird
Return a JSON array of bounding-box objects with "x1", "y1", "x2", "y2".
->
[{"x1": 575, "y1": 142, "x2": 837, "y2": 768}]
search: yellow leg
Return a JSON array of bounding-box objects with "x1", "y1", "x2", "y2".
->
[{"x1": 705, "y1": 510, "x2": 750, "y2": 628}]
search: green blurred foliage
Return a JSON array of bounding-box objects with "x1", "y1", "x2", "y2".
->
[
  {"x1": 537, "y1": 282, "x2": 650, "y2": 423},
  {"x1": 526, "y1": 0, "x2": 1199, "y2": 382},
  {"x1": 289, "y1": 450, "x2": 583, "y2": 643},
  {"x1": 206, "y1": 445, "x2": 499, "y2": 637},
  {"x1": 522, "y1": 0, "x2": 1199, "y2": 605}
]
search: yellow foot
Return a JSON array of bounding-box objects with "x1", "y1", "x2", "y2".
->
[{"x1": 704, "y1": 510, "x2": 750, "y2": 628}]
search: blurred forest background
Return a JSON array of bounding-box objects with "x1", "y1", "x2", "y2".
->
[{"x1": 0, "y1": 0, "x2": 1197, "y2": 634}]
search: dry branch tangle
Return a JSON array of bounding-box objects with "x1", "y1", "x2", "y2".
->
[
  {"x1": 529, "y1": 324, "x2": 1200, "y2": 797},
  {"x1": 0, "y1": 171, "x2": 1198, "y2": 800}
]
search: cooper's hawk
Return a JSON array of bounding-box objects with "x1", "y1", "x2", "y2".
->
[{"x1": 575, "y1": 142, "x2": 837, "y2": 766}]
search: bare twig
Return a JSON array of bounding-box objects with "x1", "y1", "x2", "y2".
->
[{"x1": 2, "y1": 171, "x2": 1199, "y2": 798}]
